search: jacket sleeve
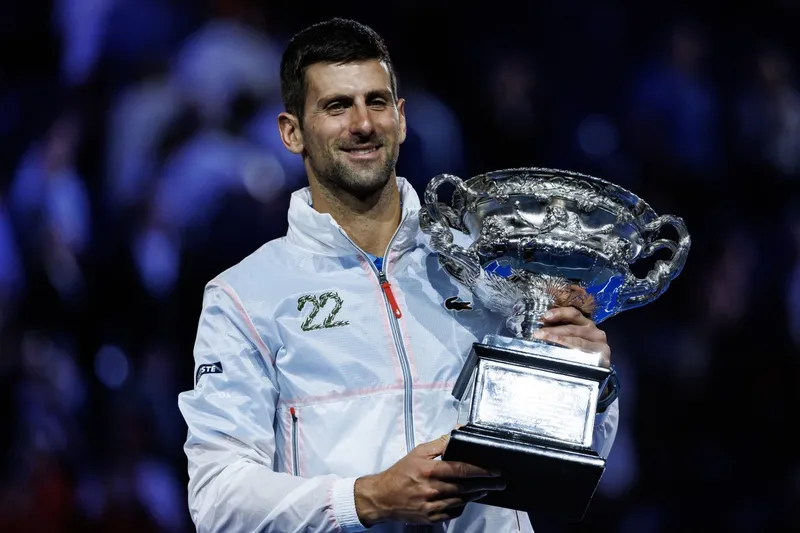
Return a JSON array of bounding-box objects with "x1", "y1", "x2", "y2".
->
[
  {"x1": 593, "y1": 399, "x2": 619, "y2": 458},
  {"x1": 177, "y1": 282, "x2": 367, "y2": 533}
]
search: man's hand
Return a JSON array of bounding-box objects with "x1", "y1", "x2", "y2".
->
[
  {"x1": 354, "y1": 434, "x2": 505, "y2": 526},
  {"x1": 534, "y1": 306, "x2": 611, "y2": 368}
]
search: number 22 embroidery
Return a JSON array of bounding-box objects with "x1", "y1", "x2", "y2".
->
[{"x1": 297, "y1": 292, "x2": 350, "y2": 331}]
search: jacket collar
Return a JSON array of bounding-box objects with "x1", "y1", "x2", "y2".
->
[{"x1": 286, "y1": 176, "x2": 422, "y2": 258}]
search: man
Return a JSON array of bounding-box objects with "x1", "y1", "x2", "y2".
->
[{"x1": 178, "y1": 18, "x2": 619, "y2": 532}]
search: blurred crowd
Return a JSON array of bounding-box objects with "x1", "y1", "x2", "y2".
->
[{"x1": 1, "y1": 1, "x2": 799, "y2": 532}]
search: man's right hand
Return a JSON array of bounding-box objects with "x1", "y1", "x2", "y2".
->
[{"x1": 354, "y1": 434, "x2": 506, "y2": 526}]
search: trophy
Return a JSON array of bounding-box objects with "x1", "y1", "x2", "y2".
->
[{"x1": 419, "y1": 168, "x2": 690, "y2": 521}]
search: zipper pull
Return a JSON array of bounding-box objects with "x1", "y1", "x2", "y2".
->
[
  {"x1": 290, "y1": 407, "x2": 297, "y2": 420},
  {"x1": 379, "y1": 273, "x2": 402, "y2": 319}
]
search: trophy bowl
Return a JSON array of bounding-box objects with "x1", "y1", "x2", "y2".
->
[{"x1": 420, "y1": 167, "x2": 690, "y2": 521}]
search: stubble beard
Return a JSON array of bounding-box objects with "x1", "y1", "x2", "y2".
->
[{"x1": 313, "y1": 142, "x2": 399, "y2": 200}]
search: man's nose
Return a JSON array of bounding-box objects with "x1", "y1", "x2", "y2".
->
[{"x1": 348, "y1": 103, "x2": 375, "y2": 137}]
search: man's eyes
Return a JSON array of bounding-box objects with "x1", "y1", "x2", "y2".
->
[{"x1": 326, "y1": 99, "x2": 389, "y2": 112}]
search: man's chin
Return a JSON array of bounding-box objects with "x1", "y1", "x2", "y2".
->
[
  {"x1": 346, "y1": 175, "x2": 393, "y2": 197},
  {"x1": 339, "y1": 170, "x2": 393, "y2": 197}
]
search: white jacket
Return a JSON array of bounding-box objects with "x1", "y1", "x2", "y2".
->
[{"x1": 178, "y1": 177, "x2": 619, "y2": 533}]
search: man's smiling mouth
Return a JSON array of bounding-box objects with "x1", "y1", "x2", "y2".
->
[{"x1": 341, "y1": 145, "x2": 382, "y2": 158}]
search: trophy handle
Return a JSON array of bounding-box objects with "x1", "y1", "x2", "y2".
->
[
  {"x1": 420, "y1": 174, "x2": 482, "y2": 286},
  {"x1": 618, "y1": 215, "x2": 691, "y2": 311}
]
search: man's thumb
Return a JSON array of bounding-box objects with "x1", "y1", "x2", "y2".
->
[{"x1": 416, "y1": 433, "x2": 450, "y2": 458}]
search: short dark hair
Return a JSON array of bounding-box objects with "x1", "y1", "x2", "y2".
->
[{"x1": 280, "y1": 18, "x2": 398, "y2": 121}]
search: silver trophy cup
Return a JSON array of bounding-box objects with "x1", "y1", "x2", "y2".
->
[{"x1": 420, "y1": 167, "x2": 690, "y2": 521}]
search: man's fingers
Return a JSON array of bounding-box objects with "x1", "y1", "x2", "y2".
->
[
  {"x1": 536, "y1": 330, "x2": 590, "y2": 350},
  {"x1": 434, "y1": 493, "x2": 487, "y2": 510},
  {"x1": 535, "y1": 324, "x2": 606, "y2": 343},
  {"x1": 541, "y1": 306, "x2": 591, "y2": 326},
  {"x1": 426, "y1": 492, "x2": 490, "y2": 521},
  {"x1": 534, "y1": 332, "x2": 611, "y2": 367},
  {"x1": 414, "y1": 433, "x2": 451, "y2": 458},
  {"x1": 537, "y1": 332, "x2": 596, "y2": 354},
  {"x1": 431, "y1": 478, "x2": 506, "y2": 496},
  {"x1": 431, "y1": 460, "x2": 501, "y2": 480},
  {"x1": 427, "y1": 499, "x2": 470, "y2": 523}
]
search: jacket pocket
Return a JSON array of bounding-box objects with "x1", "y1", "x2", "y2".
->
[{"x1": 290, "y1": 407, "x2": 299, "y2": 476}]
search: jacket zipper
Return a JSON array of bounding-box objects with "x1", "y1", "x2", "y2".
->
[
  {"x1": 376, "y1": 268, "x2": 414, "y2": 455},
  {"x1": 338, "y1": 220, "x2": 416, "y2": 454},
  {"x1": 290, "y1": 407, "x2": 299, "y2": 476}
]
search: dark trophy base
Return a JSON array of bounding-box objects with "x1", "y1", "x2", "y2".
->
[
  {"x1": 443, "y1": 424, "x2": 605, "y2": 522},
  {"x1": 444, "y1": 338, "x2": 611, "y2": 522}
]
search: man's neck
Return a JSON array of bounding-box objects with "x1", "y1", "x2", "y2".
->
[{"x1": 309, "y1": 177, "x2": 402, "y2": 257}]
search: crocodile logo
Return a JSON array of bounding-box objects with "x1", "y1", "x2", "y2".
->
[{"x1": 444, "y1": 296, "x2": 473, "y2": 312}]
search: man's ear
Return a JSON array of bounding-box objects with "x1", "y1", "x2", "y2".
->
[
  {"x1": 278, "y1": 112, "x2": 304, "y2": 154},
  {"x1": 396, "y1": 98, "x2": 407, "y2": 145}
]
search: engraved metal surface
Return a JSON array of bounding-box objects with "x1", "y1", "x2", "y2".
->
[
  {"x1": 420, "y1": 167, "x2": 691, "y2": 332},
  {"x1": 472, "y1": 359, "x2": 598, "y2": 447}
]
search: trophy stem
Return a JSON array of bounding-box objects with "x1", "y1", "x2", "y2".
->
[
  {"x1": 520, "y1": 313, "x2": 539, "y2": 340},
  {"x1": 509, "y1": 297, "x2": 553, "y2": 341}
]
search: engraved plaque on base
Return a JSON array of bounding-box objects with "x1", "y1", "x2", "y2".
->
[{"x1": 419, "y1": 168, "x2": 691, "y2": 521}]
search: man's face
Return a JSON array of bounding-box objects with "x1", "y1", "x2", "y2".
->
[{"x1": 297, "y1": 60, "x2": 406, "y2": 197}]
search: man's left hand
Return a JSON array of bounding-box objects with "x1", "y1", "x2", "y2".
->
[{"x1": 533, "y1": 306, "x2": 611, "y2": 368}]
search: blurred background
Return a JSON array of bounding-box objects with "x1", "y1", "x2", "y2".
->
[{"x1": 1, "y1": 0, "x2": 799, "y2": 532}]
